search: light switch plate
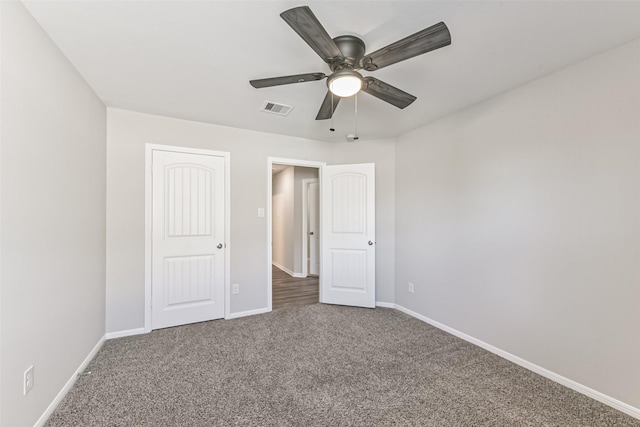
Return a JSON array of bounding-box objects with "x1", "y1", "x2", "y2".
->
[
  {"x1": 258, "y1": 208, "x2": 265, "y2": 217},
  {"x1": 24, "y1": 365, "x2": 34, "y2": 395}
]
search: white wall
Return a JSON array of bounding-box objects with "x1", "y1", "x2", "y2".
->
[
  {"x1": 106, "y1": 108, "x2": 396, "y2": 332},
  {"x1": 272, "y1": 166, "x2": 294, "y2": 272},
  {"x1": 0, "y1": 2, "x2": 107, "y2": 426},
  {"x1": 395, "y1": 39, "x2": 640, "y2": 409}
]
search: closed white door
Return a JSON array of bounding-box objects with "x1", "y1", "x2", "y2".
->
[
  {"x1": 308, "y1": 180, "x2": 320, "y2": 276},
  {"x1": 321, "y1": 163, "x2": 375, "y2": 308},
  {"x1": 152, "y1": 150, "x2": 225, "y2": 329}
]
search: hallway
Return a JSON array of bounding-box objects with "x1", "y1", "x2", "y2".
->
[{"x1": 272, "y1": 265, "x2": 319, "y2": 310}]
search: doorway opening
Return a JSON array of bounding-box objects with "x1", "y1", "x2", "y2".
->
[
  {"x1": 267, "y1": 158, "x2": 325, "y2": 311},
  {"x1": 267, "y1": 157, "x2": 377, "y2": 312}
]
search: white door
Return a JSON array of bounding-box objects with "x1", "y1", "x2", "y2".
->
[
  {"x1": 152, "y1": 149, "x2": 226, "y2": 329},
  {"x1": 308, "y1": 180, "x2": 320, "y2": 276},
  {"x1": 321, "y1": 163, "x2": 375, "y2": 308}
]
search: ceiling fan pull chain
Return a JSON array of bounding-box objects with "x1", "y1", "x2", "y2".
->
[
  {"x1": 354, "y1": 93, "x2": 359, "y2": 140},
  {"x1": 330, "y1": 93, "x2": 335, "y2": 132}
]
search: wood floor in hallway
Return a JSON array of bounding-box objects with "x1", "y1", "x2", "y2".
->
[{"x1": 272, "y1": 265, "x2": 319, "y2": 310}]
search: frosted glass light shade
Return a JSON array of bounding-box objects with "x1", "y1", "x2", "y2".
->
[{"x1": 328, "y1": 71, "x2": 363, "y2": 97}]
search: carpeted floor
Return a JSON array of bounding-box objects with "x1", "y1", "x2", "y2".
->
[{"x1": 46, "y1": 304, "x2": 638, "y2": 426}]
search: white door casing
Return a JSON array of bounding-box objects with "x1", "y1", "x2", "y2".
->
[
  {"x1": 321, "y1": 163, "x2": 376, "y2": 308},
  {"x1": 151, "y1": 149, "x2": 226, "y2": 329},
  {"x1": 308, "y1": 180, "x2": 320, "y2": 276}
]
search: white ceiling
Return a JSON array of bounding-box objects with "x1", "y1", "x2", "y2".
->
[{"x1": 23, "y1": 1, "x2": 640, "y2": 143}]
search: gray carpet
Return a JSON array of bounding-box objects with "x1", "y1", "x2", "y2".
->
[{"x1": 46, "y1": 304, "x2": 638, "y2": 426}]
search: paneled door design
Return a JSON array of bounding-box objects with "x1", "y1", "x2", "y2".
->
[
  {"x1": 152, "y1": 149, "x2": 225, "y2": 329},
  {"x1": 321, "y1": 164, "x2": 375, "y2": 308}
]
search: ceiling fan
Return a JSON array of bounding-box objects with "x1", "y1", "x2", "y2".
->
[{"x1": 250, "y1": 6, "x2": 451, "y2": 120}]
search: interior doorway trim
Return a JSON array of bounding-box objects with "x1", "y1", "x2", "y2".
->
[
  {"x1": 267, "y1": 157, "x2": 325, "y2": 312},
  {"x1": 144, "y1": 143, "x2": 231, "y2": 333}
]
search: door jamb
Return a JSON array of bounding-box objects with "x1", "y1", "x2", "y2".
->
[
  {"x1": 301, "y1": 178, "x2": 319, "y2": 278},
  {"x1": 144, "y1": 143, "x2": 231, "y2": 333},
  {"x1": 267, "y1": 157, "x2": 325, "y2": 311}
]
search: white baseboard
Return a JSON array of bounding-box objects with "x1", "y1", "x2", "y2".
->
[
  {"x1": 394, "y1": 304, "x2": 640, "y2": 420},
  {"x1": 105, "y1": 327, "x2": 146, "y2": 340},
  {"x1": 271, "y1": 262, "x2": 305, "y2": 278},
  {"x1": 375, "y1": 301, "x2": 395, "y2": 308},
  {"x1": 226, "y1": 307, "x2": 271, "y2": 320},
  {"x1": 34, "y1": 335, "x2": 105, "y2": 427}
]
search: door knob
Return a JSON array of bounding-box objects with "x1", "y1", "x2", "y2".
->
[
  {"x1": 368, "y1": 241, "x2": 374, "y2": 246},
  {"x1": 217, "y1": 243, "x2": 223, "y2": 249},
  {"x1": 309, "y1": 232, "x2": 314, "y2": 235}
]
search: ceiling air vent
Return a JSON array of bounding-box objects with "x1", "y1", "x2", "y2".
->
[{"x1": 261, "y1": 101, "x2": 293, "y2": 116}]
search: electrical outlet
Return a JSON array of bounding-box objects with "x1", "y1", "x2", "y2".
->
[
  {"x1": 408, "y1": 282, "x2": 415, "y2": 294},
  {"x1": 24, "y1": 365, "x2": 34, "y2": 395},
  {"x1": 232, "y1": 283, "x2": 240, "y2": 295}
]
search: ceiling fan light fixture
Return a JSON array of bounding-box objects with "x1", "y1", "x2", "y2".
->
[{"x1": 328, "y1": 70, "x2": 363, "y2": 97}]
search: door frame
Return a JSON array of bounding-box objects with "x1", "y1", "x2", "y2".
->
[
  {"x1": 301, "y1": 178, "x2": 319, "y2": 278},
  {"x1": 145, "y1": 143, "x2": 231, "y2": 332},
  {"x1": 267, "y1": 157, "x2": 325, "y2": 311}
]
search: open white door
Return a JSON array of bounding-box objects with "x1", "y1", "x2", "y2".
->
[
  {"x1": 321, "y1": 163, "x2": 375, "y2": 308},
  {"x1": 151, "y1": 149, "x2": 226, "y2": 329}
]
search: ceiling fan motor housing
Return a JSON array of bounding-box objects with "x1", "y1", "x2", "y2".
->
[{"x1": 331, "y1": 35, "x2": 366, "y2": 70}]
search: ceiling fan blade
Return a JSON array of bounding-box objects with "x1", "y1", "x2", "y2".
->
[
  {"x1": 280, "y1": 6, "x2": 343, "y2": 64},
  {"x1": 250, "y1": 72, "x2": 326, "y2": 88},
  {"x1": 363, "y1": 77, "x2": 416, "y2": 109},
  {"x1": 361, "y1": 22, "x2": 451, "y2": 71},
  {"x1": 316, "y1": 91, "x2": 341, "y2": 120}
]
